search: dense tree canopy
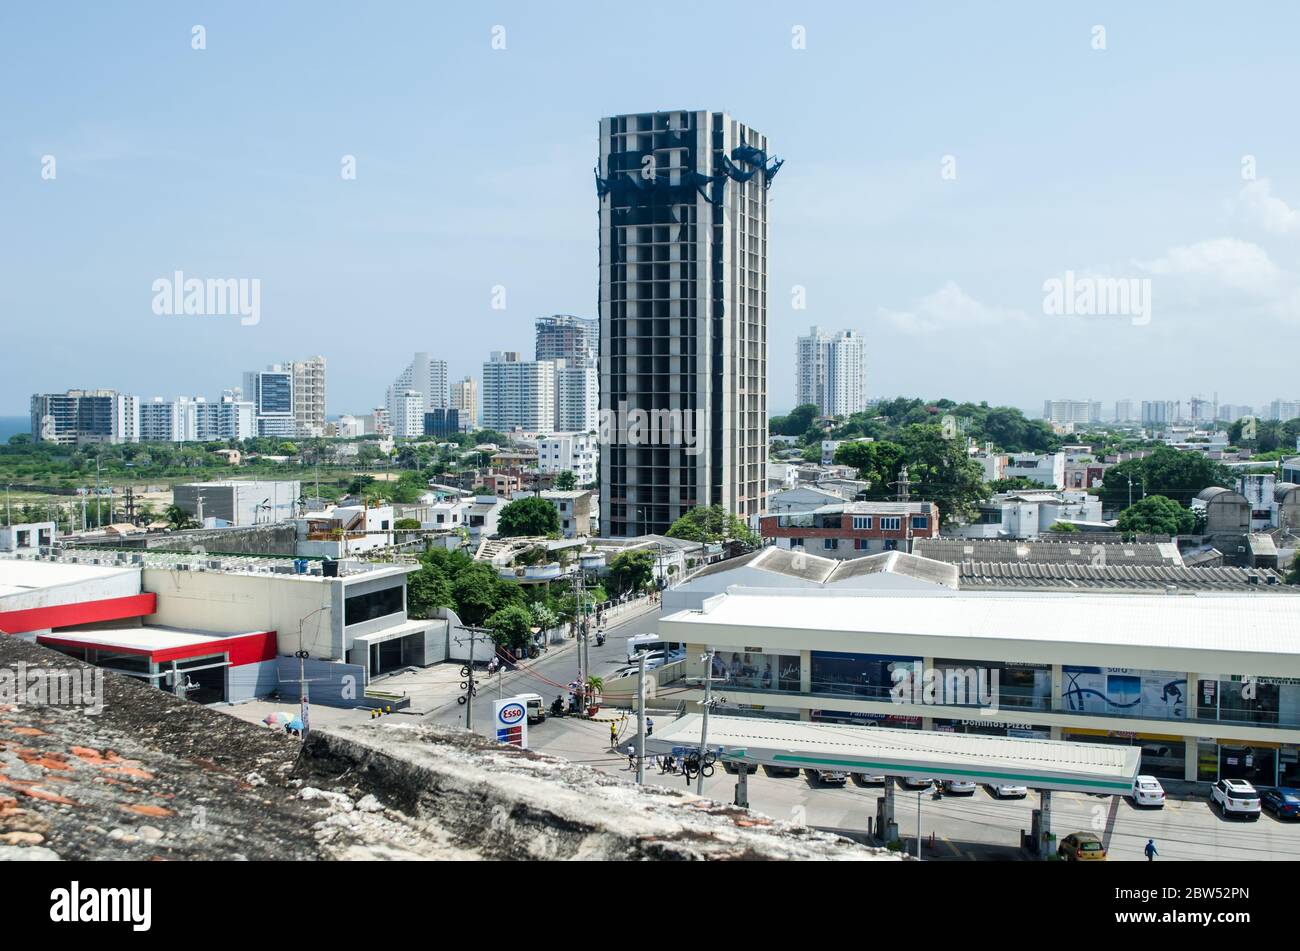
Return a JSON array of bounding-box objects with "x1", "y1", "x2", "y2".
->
[
  {"x1": 1116, "y1": 494, "x2": 1196, "y2": 537},
  {"x1": 665, "y1": 505, "x2": 758, "y2": 547},
  {"x1": 1098, "y1": 447, "x2": 1231, "y2": 509},
  {"x1": 607, "y1": 550, "x2": 655, "y2": 596},
  {"x1": 833, "y1": 424, "x2": 986, "y2": 524},
  {"x1": 497, "y1": 495, "x2": 560, "y2": 537}
]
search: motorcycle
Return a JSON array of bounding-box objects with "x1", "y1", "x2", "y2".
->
[{"x1": 595, "y1": 631, "x2": 606, "y2": 647}]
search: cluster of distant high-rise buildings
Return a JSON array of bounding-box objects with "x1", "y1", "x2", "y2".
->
[
  {"x1": 1043, "y1": 397, "x2": 1300, "y2": 428},
  {"x1": 30, "y1": 357, "x2": 328, "y2": 446},
  {"x1": 27, "y1": 109, "x2": 852, "y2": 541}
]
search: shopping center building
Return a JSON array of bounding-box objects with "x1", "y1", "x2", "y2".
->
[{"x1": 657, "y1": 586, "x2": 1300, "y2": 786}]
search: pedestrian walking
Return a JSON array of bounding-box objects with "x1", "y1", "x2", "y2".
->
[
  {"x1": 626, "y1": 744, "x2": 637, "y2": 771},
  {"x1": 1144, "y1": 838, "x2": 1158, "y2": 861},
  {"x1": 646, "y1": 717, "x2": 654, "y2": 736},
  {"x1": 609, "y1": 722, "x2": 618, "y2": 748}
]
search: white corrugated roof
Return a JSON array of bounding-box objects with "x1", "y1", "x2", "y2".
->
[
  {"x1": 664, "y1": 590, "x2": 1300, "y2": 656},
  {"x1": 646, "y1": 714, "x2": 1140, "y2": 794}
]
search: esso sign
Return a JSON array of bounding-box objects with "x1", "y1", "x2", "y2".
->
[{"x1": 498, "y1": 703, "x2": 526, "y2": 725}]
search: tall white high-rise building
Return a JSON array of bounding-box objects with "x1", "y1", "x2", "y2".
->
[
  {"x1": 391, "y1": 390, "x2": 426, "y2": 439},
  {"x1": 597, "y1": 110, "x2": 778, "y2": 536},
  {"x1": 386, "y1": 353, "x2": 448, "y2": 419},
  {"x1": 795, "y1": 326, "x2": 866, "y2": 418},
  {"x1": 555, "y1": 360, "x2": 598, "y2": 433},
  {"x1": 481, "y1": 351, "x2": 556, "y2": 432},
  {"x1": 289, "y1": 356, "x2": 327, "y2": 437}
]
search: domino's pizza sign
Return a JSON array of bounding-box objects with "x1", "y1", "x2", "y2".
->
[{"x1": 494, "y1": 698, "x2": 529, "y2": 749}]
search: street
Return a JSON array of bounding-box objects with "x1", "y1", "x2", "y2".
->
[
  {"x1": 421, "y1": 597, "x2": 659, "y2": 731},
  {"x1": 415, "y1": 604, "x2": 1300, "y2": 862}
]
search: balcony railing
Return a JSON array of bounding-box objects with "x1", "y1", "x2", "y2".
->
[{"x1": 685, "y1": 677, "x2": 1300, "y2": 732}]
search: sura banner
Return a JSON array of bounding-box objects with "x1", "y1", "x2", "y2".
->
[{"x1": 1061, "y1": 667, "x2": 1187, "y2": 720}]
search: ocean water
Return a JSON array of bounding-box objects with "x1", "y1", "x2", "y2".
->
[{"x1": 0, "y1": 416, "x2": 27, "y2": 443}]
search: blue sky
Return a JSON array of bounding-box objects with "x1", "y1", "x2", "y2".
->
[{"x1": 3, "y1": 2, "x2": 1299, "y2": 417}]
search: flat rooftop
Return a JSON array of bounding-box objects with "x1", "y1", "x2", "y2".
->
[
  {"x1": 38, "y1": 624, "x2": 266, "y2": 654},
  {"x1": 0, "y1": 557, "x2": 138, "y2": 599},
  {"x1": 663, "y1": 590, "x2": 1300, "y2": 661}
]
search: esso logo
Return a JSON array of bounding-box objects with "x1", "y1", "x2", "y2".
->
[{"x1": 499, "y1": 703, "x2": 525, "y2": 724}]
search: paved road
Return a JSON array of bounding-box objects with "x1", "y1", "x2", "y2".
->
[
  {"x1": 422, "y1": 598, "x2": 661, "y2": 731},
  {"x1": 520, "y1": 713, "x2": 1300, "y2": 861}
]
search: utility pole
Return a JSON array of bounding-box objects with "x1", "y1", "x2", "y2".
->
[
  {"x1": 696, "y1": 649, "x2": 717, "y2": 796},
  {"x1": 294, "y1": 649, "x2": 311, "y2": 736},
  {"x1": 916, "y1": 789, "x2": 923, "y2": 861},
  {"x1": 456, "y1": 625, "x2": 492, "y2": 731},
  {"x1": 636, "y1": 650, "x2": 648, "y2": 785}
]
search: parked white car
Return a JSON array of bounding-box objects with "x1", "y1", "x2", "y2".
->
[
  {"x1": 852, "y1": 772, "x2": 887, "y2": 785},
  {"x1": 988, "y1": 783, "x2": 1029, "y2": 799},
  {"x1": 900, "y1": 776, "x2": 934, "y2": 789},
  {"x1": 1211, "y1": 778, "x2": 1261, "y2": 820},
  {"x1": 810, "y1": 769, "x2": 849, "y2": 785},
  {"x1": 1131, "y1": 775, "x2": 1166, "y2": 808},
  {"x1": 942, "y1": 779, "x2": 977, "y2": 795}
]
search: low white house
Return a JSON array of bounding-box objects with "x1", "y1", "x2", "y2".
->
[{"x1": 953, "y1": 490, "x2": 1105, "y2": 539}]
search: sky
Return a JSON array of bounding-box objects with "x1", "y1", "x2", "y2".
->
[{"x1": 3, "y1": 2, "x2": 1300, "y2": 418}]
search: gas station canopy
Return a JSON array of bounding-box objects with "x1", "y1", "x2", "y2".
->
[{"x1": 645, "y1": 715, "x2": 1140, "y2": 796}]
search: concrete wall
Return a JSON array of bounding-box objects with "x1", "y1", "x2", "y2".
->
[
  {"x1": 274, "y1": 656, "x2": 366, "y2": 706},
  {"x1": 143, "y1": 567, "x2": 340, "y2": 657},
  {"x1": 227, "y1": 658, "x2": 279, "y2": 702}
]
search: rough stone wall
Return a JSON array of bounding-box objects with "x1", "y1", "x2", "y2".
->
[{"x1": 1, "y1": 638, "x2": 895, "y2": 861}]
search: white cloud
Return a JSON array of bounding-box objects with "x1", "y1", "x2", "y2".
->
[
  {"x1": 1234, "y1": 179, "x2": 1298, "y2": 235},
  {"x1": 878, "y1": 281, "x2": 1029, "y2": 335},
  {"x1": 1137, "y1": 238, "x2": 1280, "y2": 293}
]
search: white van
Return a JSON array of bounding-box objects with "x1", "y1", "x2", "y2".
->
[{"x1": 626, "y1": 634, "x2": 681, "y2": 664}]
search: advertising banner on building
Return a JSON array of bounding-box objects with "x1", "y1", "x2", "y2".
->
[{"x1": 1061, "y1": 666, "x2": 1186, "y2": 719}]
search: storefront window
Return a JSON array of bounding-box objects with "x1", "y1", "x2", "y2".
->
[
  {"x1": 1279, "y1": 747, "x2": 1300, "y2": 787},
  {"x1": 1218, "y1": 744, "x2": 1276, "y2": 786},
  {"x1": 712, "y1": 650, "x2": 800, "y2": 693},
  {"x1": 810, "y1": 652, "x2": 919, "y2": 702},
  {"x1": 934, "y1": 659, "x2": 1051, "y2": 711}
]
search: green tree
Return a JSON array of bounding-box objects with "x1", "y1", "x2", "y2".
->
[
  {"x1": 1116, "y1": 495, "x2": 1195, "y2": 537},
  {"x1": 407, "y1": 558, "x2": 454, "y2": 618},
  {"x1": 1100, "y1": 447, "x2": 1231, "y2": 509},
  {"x1": 834, "y1": 440, "x2": 906, "y2": 497},
  {"x1": 607, "y1": 549, "x2": 655, "y2": 596},
  {"x1": 393, "y1": 517, "x2": 421, "y2": 530},
  {"x1": 163, "y1": 504, "x2": 198, "y2": 530},
  {"x1": 553, "y1": 470, "x2": 578, "y2": 491},
  {"x1": 665, "y1": 504, "x2": 759, "y2": 548},
  {"x1": 769, "y1": 403, "x2": 820, "y2": 437},
  {"x1": 497, "y1": 495, "x2": 560, "y2": 536},
  {"x1": 487, "y1": 603, "x2": 534, "y2": 654}
]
